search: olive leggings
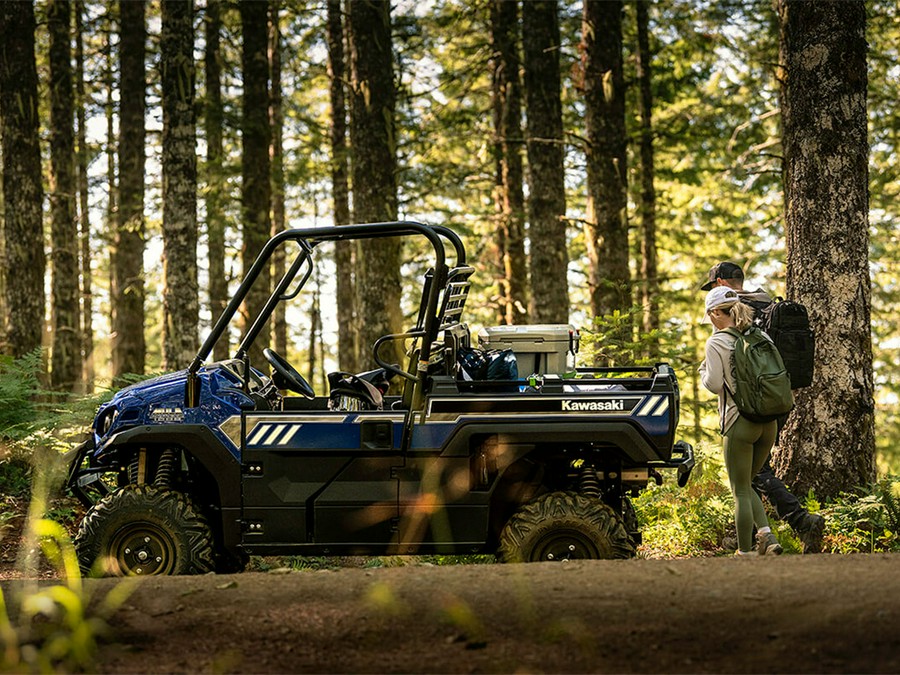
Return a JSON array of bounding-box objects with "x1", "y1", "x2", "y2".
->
[{"x1": 723, "y1": 416, "x2": 778, "y2": 552}]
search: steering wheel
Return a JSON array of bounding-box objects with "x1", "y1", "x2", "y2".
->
[{"x1": 263, "y1": 348, "x2": 315, "y2": 399}]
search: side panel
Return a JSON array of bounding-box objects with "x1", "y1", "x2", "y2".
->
[{"x1": 241, "y1": 412, "x2": 406, "y2": 552}]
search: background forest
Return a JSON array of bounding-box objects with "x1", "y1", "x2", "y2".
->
[{"x1": 0, "y1": 0, "x2": 898, "y2": 479}]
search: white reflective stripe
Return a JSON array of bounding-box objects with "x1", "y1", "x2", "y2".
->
[
  {"x1": 636, "y1": 396, "x2": 661, "y2": 417},
  {"x1": 248, "y1": 423, "x2": 270, "y2": 445},
  {"x1": 653, "y1": 398, "x2": 669, "y2": 416},
  {"x1": 264, "y1": 424, "x2": 288, "y2": 445},
  {"x1": 278, "y1": 425, "x2": 302, "y2": 445}
]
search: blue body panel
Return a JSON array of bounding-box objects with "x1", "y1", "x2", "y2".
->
[{"x1": 92, "y1": 362, "x2": 253, "y2": 461}]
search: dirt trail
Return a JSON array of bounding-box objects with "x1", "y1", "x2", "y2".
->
[{"x1": 43, "y1": 553, "x2": 897, "y2": 673}]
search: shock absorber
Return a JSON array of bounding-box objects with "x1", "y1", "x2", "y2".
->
[
  {"x1": 154, "y1": 448, "x2": 179, "y2": 488},
  {"x1": 127, "y1": 449, "x2": 147, "y2": 484},
  {"x1": 579, "y1": 465, "x2": 602, "y2": 499}
]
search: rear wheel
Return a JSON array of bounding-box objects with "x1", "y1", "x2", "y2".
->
[
  {"x1": 74, "y1": 484, "x2": 215, "y2": 576},
  {"x1": 498, "y1": 491, "x2": 635, "y2": 562}
]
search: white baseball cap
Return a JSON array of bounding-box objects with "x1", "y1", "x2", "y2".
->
[{"x1": 703, "y1": 287, "x2": 740, "y2": 323}]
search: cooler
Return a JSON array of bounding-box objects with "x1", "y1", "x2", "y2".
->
[{"x1": 477, "y1": 324, "x2": 580, "y2": 375}]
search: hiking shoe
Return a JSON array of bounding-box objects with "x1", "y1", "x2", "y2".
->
[
  {"x1": 734, "y1": 549, "x2": 756, "y2": 558},
  {"x1": 797, "y1": 513, "x2": 825, "y2": 554},
  {"x1": 756, "y1": 531, "x2": 783, "y2": 556}
]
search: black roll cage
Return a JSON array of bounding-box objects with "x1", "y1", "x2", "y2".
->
[{"x1": 185, "y1": 221, "x2": 467, "y2": 408}]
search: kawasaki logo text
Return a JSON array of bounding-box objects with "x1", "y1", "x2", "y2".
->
[{"x1": 562, "y1": 400, "x2": 625, "y2": 412}]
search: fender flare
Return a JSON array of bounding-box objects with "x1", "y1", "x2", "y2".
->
[{"x1": 99, "y1": 424, "x2": 243, "y2": 553}]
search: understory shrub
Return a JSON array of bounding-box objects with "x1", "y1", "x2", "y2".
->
[{"x1": 820, "y1": 475, "x2": 900, "y2": 553}]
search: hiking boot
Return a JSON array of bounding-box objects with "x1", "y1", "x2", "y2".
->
[
  {"x1": 796, "y1": 513, "x2": 825, "y2": 554},
  {"x1": 756, "y1": 531, "x2": 783, "y2": 556}
]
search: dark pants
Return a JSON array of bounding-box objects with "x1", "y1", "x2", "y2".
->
[
  {"x1": 752, "y1": 413, "x2": 807, "y2": 531},
  {"x1": 752, "y1": 458, "x2": 806, "y2": 530}
]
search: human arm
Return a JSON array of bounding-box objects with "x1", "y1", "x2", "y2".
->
[{"x1": 700, "y1": 333, "x2": 730, "y2": 395}]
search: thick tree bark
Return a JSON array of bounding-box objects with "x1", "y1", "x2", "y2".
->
[
  {"x1": 776, "y1": 0, "x2": 875, "y2": 499},
  {"x1": 491, "y1": 0, "x2": 529, "y2": 326},
  {"x1": 348, "y1": 0, "x2": 402, "y2": 366},
  {"x1": 0, "y1": 1, "x2": 46, "y2": 360},
  {"x1": 161, "y1": 0, "x2": 199, "y2": 370},
  {"x1": 522, "y1": 0, "x2": 568, "y2": 325},
  {"x1": 269, "y1": 1, "x2": 288, "y2": 357},
  {"x1": 205, "y1": 0, "x2": 229, "y2": 362},
  {"x1": 240, "y1": 0, "x2": 272, "y2": 367},
  {"x1": 636, "y1": 1, "x2": 659, "y2": 342},
  {"x1": 327, "y1": 0, "x2": 358, "y2": 373},
  {"x1": 581, "y1": 0, "x2": 630, "y2": 321},
  {"x1": 75, "y1": 0, "x2": 94, "y2": 393},
  {"x1": 112, "y1": 0, "x2": 146, "y2": 378},
  {"x1": 48, "y1": 0, "x2": 81, "y2": 391}
]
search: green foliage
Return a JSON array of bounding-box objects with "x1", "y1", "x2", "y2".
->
[
  {"x1": 820, "y1": 476, "x2": 900, "y2": 554},
  {"x1": 580, "y1": 306, "x2": 694, "y2": 371},
  {"x1": 1, "y1": 514, "x2": 133, "y2": 673},
  {"x1": 0, "y1": 351, "x2": 44, "y2": 436},
  {"x1": 632, "y1": 448, "x2": 734, "y2": 557}
]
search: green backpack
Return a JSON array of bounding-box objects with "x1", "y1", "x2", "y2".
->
[{"x1": 724, "y1": 327, "x2": 794, "y2": 422}]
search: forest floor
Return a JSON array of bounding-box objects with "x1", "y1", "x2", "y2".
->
[{"x1": 2, "y1": 550, "x2": 899, "y2": 673}]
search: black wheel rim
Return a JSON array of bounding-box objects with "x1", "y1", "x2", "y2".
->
[
  {"x1": 530, "y1": 528, "x2": 601, "y2": 562},
  {"x1": 110, "y1": 523, "x2": 177, "y2": 575}
]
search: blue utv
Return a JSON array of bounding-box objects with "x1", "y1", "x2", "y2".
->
[{"x1": 66, "y1": 221, "x2": 694, "y2": 575}]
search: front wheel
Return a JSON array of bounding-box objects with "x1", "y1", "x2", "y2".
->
[
  {"x1": 74, "y1": 484, "x2": 215, "y2": 577},
  {"x1": 498, "y1": 491, "x2": 635, "y2": 562}
]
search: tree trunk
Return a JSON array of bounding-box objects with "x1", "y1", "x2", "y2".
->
[
  {"x1": 522, "y1": 0, "x2": 568, "y2": 325},
  {"x1": 636, "y1": 1, "x2": 659, "y2": 343},
  {"x1": 348, "y1": 0, "x2": 402, "y2": 366},
  {"x1": 105, "y1": 12, "x2": 118, "y2": 373},
  {"x1": 48, "y1": 0, "x2": 81, "y2": 391},
  {"x1": 205, "y1": 0, "x2": 229, "y2": 362},
  {"x1": 161, "y1": 0, "x2": 199, "y2": 370},
  {"x1": 75, "y1": 0, "x2": 94, "y2": 393},
  {"x1": 491, "y1": 0, "x2": 529, "y2": 326},
  {"x1": 269, "y1": 1, "x2": 288, "y2": 357},
  {"x1": 580, "y1": 0, "x2": 630, "y2": 321},
  {"x1": 112, "y1": 0, "x2": 146, "y2": 378},
  {"x1": 776, "y1": 0, "x2": 875, "y2": 499},
  {"x1": 327, "y1": 0, "x2": 358, "y2": 373},
  {"x1": 240, "y1": 0, "x2": 272, "y2": 367},
  {"x1": 308, "y1": 278, "x2": 321, "y2": 387},
  {"x1": 0, "y1": 1, "x2": 46, "y2": 360}
]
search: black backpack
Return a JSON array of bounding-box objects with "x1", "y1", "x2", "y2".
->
[{"x1": 756, "y1": 298, "x2": 815, "y2": 389}]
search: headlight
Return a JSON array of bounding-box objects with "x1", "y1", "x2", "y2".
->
[{"x1": 97, "y1": 408, "x2": 118, "y2": 436}]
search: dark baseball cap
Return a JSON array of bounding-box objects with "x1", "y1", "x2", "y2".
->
[{"x1": 700, "y1": 261, "x2": 744, "y2": 291}]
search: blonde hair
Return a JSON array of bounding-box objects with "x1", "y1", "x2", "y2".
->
[{"x1": 719, "y1": 301, "x2": 754, "y2": 332}]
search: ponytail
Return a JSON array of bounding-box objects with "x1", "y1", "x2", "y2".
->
[{"x1": 729, "y1": 302, "x2": 755, "y2": 332}]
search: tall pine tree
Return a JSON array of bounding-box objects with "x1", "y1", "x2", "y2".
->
[
  {"x1": 491, "y1": 0, "x2": 529, "y2": 325},
  {"x1": 523, "y1": 0, "x2": 568, "y2": 325},
  {"x1": 48, "y1": 0, "x2": 81, "y2": 390},
  {"x1": 0, "y1": 1, "x2": 46, "y2": 360},
  {"x1": 112, "y1": 0, "x2": 146, "y2": 377},
  {"x1": 161, "y1": 0, "x2": 199, "y2": 370},
  {"x1": 327, "y1": 0, "x2": 358, "y2": 373},
  {"x1": 581, "y1": 0, "x2": 629, "y2": 322},
  {"x1": 349, "y1": 0, "x2": 402, "y2": 364},
  {"x1": 240, "y1": 0, "x2": 272, "y2": 368},
  {"x1": 776, "y1": 0, "x2": 875, "y2": 498}
]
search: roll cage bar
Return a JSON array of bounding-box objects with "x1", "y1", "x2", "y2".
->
[{"x1": 185, "y1": 221, "x2": 467, "y2": 407}]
